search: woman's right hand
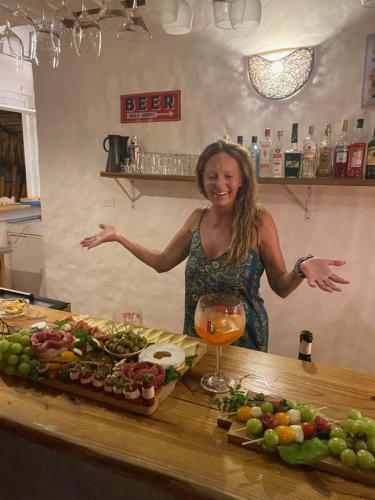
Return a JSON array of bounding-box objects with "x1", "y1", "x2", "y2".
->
[{"x1": 80, "y1": 224, "x2": 120, "y2": 249}]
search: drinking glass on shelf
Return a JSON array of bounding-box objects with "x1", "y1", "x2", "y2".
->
[
  {"x1": 194, "y1": 293, "x2": 246, "y2": 393},
  {"x1": 34, "y1": 16, "x2": 61, "y2": 68},
  {"x1": 54, "y1": 0, "x2": 77, "y2": 52}
]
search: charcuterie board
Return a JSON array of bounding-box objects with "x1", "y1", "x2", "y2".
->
[
  {"x1": 0, "y1": 315, "x2": 207, "y2": 416},
  {"x1": 217, "y1": 393, "x2": 375, "y2": 487}
]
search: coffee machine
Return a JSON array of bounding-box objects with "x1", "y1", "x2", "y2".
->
[{"x1": 103, "y1": 135, "x2": 129, "y2": 172}]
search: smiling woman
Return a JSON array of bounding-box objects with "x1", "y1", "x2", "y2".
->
[{"x1": 81, "y1": 139, "x2": 350, "y2": 352}]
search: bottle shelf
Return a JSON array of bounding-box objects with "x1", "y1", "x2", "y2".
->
[{"x1": 100, "y1": 171, "x2": 375, "y2": 187}]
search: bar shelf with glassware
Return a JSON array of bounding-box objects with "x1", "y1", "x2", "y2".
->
[{"x1": 100, "y1": 172, "x2": 375, "y2": 186}]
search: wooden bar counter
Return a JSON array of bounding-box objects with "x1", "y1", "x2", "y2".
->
[{"x1": 1, "y1": 307, "x2": 375, "y2": 499}]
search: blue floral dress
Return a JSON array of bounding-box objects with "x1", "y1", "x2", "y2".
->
[{"x1": 184, "y1": 212, "x2": 269, "y2": 351}]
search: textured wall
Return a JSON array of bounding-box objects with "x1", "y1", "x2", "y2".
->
[{"x1": 33, "y1": 8, "x2": 375, "y2": 374}]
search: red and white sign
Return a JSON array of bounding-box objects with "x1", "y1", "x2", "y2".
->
[{"x1": 120, "y1": 90, "x2": 181, "y2": 123}]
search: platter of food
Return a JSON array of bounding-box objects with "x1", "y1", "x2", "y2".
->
[
  {"x1": 216, "y1": 385, "x2": 375, "y2": 486},
  {"x1": 0, "y1": 315, "x2": 207, "y2": 416}
]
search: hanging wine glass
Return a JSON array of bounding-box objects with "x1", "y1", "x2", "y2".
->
[
  {"x1": 34, "y1": 15, "x2": 61, "y2": 68},
  {"x1": 0, "y1": 21, "x2": 24, "y2": 72},
  {"x1": 54, "y1": 0, "x2": 77, "y2": 53},
  {"x1": 97, "y1": 0, "x2": 130, "y2": 31},
  {"x1": 73, "y1": 0, "x2": 101, "y2": 59},
  {"x1": 117, "y1": 1, "x2": 151, "y2": 42}
]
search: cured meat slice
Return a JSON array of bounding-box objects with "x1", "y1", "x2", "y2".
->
[
  {"x1": 31, "y1": 329, "x2": 74, "y2": 354},
  {"x1": 121, "y1": 361, "x2": 166, "y2": 390}
]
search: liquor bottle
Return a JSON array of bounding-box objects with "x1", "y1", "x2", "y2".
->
[
  {"x1": 298, "y1": 330, "x2": 313, "y2": 362},
  {"x1": 271, "y1": 129, "x2": 284, "y2": 178},
  {"x1": 237, "y1": 135, "x2": 244, "y2": 146},
  {"x1": 334, "y1": 119, "x2": 349, "y2": 178},
  {"x1": 301, "y1": 125, "x2": 318, "y2": 178},
  {"x1": 259, "y1": 128, "x2": 272, "y2": 178},
  {"x1": 316, "y1": 124, "x2": 333, "y2": 177},
  {"x1": 365, "y1": 128, "x2": 375, "y2": 179},
  {"x1": 248, "y1": 136, "x2": 260, "y2": 177},
  {"x1": 285, "y1": 123, "x2": 302, "y2": 178},
  {"x1": 128, "y1": 136, "x2": 139, "y2": 170},
  {"x1": 348, "y1": 119, "x2": 366, "y2": 178}
]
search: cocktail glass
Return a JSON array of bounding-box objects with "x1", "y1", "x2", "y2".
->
[{"x1": 194, "y1": 293, "x2": 245, "y2": 393}]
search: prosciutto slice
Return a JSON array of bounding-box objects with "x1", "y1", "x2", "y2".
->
[
  {"x1": 31, "y1": 329, "x2": 74, "y2": 354},
  {"x1": 121, "y1": 361, "x2": 166, "y2": 391}
]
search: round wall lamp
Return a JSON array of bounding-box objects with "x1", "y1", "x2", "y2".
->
[{"x1": 248, "y1": 47, "x2": 314, "y2": 100}]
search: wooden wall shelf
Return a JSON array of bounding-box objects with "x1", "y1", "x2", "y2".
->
[{"x1": 100, "y1": 172, "x2": 375, "y2": 187}]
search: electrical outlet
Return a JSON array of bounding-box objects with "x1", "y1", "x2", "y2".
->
[{"x1": 101, "y1": 197, "x2": 115, "y2": 207}]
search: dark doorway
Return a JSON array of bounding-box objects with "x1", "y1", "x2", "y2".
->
[{"x1": 0, "y1": 110, "x2": 27, "y2": 201}]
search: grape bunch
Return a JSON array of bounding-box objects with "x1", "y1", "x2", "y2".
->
[
  {"x1": 0, "y1": 329, "x2": 37, "y2": 377},
  {"x1": 328, "y1": 409, "x2": 375, "y2": 470}
]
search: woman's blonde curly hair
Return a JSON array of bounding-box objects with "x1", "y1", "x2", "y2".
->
[{"x1": 196, "y1": 140, "x2": 263, "y2": 267}]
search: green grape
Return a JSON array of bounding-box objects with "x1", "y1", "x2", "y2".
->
[
  {"x1": 357, "y1": 449, "x2": 375, "y2": 470},
  {"x1": 260, "y1": 402, "x2": 274, "y2": 414},
  {"x1": 345, "y1": 419, "x2": 362, "y2": 436},
  {"x1": 246, "y1": 418, "x2": 263, "y2": 437},
  {"x1": 19, "y1": 353, "x2": 31, "y2": 363},
  {"x1": 340, "y1": 449, "x2": 358, "y2": 467},
  {"x1": 0, "y1": 352, "x2": 3, "y2": 362},
  {"x1": 362, "y1": 419, "x2": 375, "y2": 438},
  {"x1": 328, "y1": 437, "x2": 348, "y2": 455},
  {"x1": 18, "y1": 328, "x2": 30, "y2": 336},
  {"x1": 330, "y1": 426, "x2": 347, "y2": 440},
  {"x1": 19, "y1": 335, "x2": 30, "y2": 346},
  {"x1": 263, "y1": 429, "x2": 279, "y2": 449},
  {"x1": 10, "y1": 343, "x2": 23, "y2": 354},
  {"x1": 347, "y1": 409, "x2": 362, "y2": 420},
  {"x1": 286, "y1": 400, "x2": 298, "y2": 410},
  {"x1": 0, "y1": 339, "x2": 10, "y2": 353},
  {"x1": 4, "y1": 365, "x2": 16, "y2": 376},
  {"x1": 23, "y1": 346, "x2": 34, "y2": 357},
  {"x1": 366, "y1": 437, "x2": 375, "y2": 454},
  {"x1": 17, "y1": 362, "x2": 31, "y2": 376},
  {"x1": 354, "y1": 440, "x2": 368, "y2": 452},
  {"x1": 299, "y1": 405, "x2": 315, "y2": 422},
  {"x1": 9, "y1": 332, "x2": 22, "y2": 343},
  {"x1": 7, "y1": 354, "x2": 19, "y2": 366}
]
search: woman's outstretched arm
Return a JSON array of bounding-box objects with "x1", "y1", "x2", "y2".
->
[{"x1": 80, "y1": 209, "x2": 202, "y2": 273}]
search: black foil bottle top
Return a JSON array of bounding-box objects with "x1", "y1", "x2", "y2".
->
[
  {"x1": 291, "y1": 123, "x2": 299, "y2": 144},
  {"x1": 357, "y1": 118, "x2": 364, "y2": 129},
  {"x1": 300, "y1": 330, "x2": 313, "y2": 343},
  {"x1": 251, "y1": 136, "x2": 257, "y2": 143}
]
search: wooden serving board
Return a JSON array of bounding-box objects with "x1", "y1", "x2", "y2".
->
[
  {"x1": 2, "y1": 315, "x2": 207, "y2": 416},
  {"x1": 217, "y1": 414, "x2": 375, "y2": 487}
]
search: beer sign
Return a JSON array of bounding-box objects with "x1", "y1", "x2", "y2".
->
[{"x1": 121, "y1": 90, "x2": 181, "y2": 123}]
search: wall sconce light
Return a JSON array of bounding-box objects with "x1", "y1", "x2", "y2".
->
[
  {"x1": 248, "y1": 48, "x2": 314, "y2": 100},
  {"x1": 213, "y1": 0, "x2": 261, "y2": 31},
  {"x1": 361, "y1": 0, "x2": 375, "y2": 7},
  {"x1": 162, "y1": 0, "x2": 193, "y2": 35}
]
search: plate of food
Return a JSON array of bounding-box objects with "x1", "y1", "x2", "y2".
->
[
  {"x1": 0, "y1": 298, "x2": 30, "y2": 318},
  {"x1": 104, "y1": 329, "x2": 148, "y2": 359}
]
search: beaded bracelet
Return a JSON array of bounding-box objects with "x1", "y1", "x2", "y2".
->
[{"x1": 293, "y1": 254, "x2": 314, "y2": 278}]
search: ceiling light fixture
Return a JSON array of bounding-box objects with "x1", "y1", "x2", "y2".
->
[
  {"x1": 146, "y1": 0, "x2": 179, "y2": 24},
  {"x1": 248, "y1": 48, "x2": 314, "y2": 100},
  {"x1": 162, "y1": 0, "x2": 193, "y2": 35},
  {"x1": 213, "y1": 0, "x2": 261, "y2": 31}
]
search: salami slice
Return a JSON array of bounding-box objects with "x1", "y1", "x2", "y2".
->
[{"x1": 121, "y1": 361, "x2": 166, "y2": 390}]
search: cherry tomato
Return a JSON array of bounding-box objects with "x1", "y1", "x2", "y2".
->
[
  {"x1": 275, "y1": 412, "x2": 290, "y2": 426},
  {"x1": 301, "y1": 421, "x2": 317, "y2": 439},
  {"x1": 275, "y1": 425, "x2": 295, "y2": 444},
  {"x1": 236, "y1": 406, "x2": 252, "y2": 422}
]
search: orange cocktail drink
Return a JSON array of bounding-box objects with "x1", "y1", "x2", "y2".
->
[{"x1": 195, "y1": 311, "x2": 245, "y2": 346}]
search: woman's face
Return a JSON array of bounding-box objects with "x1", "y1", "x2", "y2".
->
[{"x1": 203, "y1": 152, "x2": 243, "y2": 209}]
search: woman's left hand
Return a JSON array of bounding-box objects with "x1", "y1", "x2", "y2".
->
[{"x1": 300, "y1": 258, "x2": 350, "y2": 293}]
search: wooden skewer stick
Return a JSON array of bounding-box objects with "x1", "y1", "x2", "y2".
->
[
  {"x1": 242, "y1": 437, "x2": 264, "y2": 446},
  {"x1": 231, "y1": 426, "x2": 247, "y2": 432},
  {"x1": 329, "y1": 419, "x2": 344, "y2": 424},
  {"x1": 316, "y1": 406, "x2": 328, "y2": 411},
  {"x1": 220, "y1": 411, "x2": 238, "y2": 416}
]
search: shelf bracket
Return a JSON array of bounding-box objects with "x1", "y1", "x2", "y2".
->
[
  {"x1": 114, "y1": 178, "x2": 142, "y2": 209},
  {"x1": 283, "y1": 185, "x2": 312, "y2": 221}
]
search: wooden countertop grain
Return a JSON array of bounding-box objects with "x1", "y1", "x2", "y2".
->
[{"x1": 1, "y1": 306, "x2": 375, "y2": 499}]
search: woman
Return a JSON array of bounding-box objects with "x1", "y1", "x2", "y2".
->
[{"x1": 81, "y1": 140, "x2": 349, "y2": 351}]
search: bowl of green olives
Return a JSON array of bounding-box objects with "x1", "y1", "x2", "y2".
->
[{"x1": 104, "y1": 330, "x2": 148, "y2": 359}]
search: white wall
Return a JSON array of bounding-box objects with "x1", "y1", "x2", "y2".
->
[{"x1": 32, "y1": 9, "x2": 375, "y2": 374}]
